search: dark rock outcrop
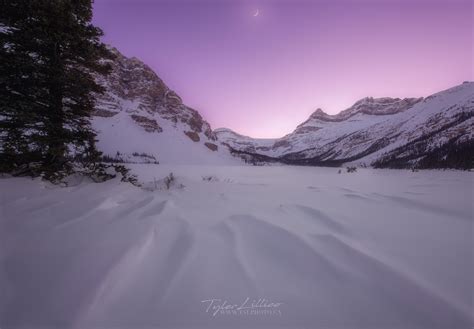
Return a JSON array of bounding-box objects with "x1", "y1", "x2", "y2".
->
[
  {"x1": 184, "y1": 131, "x2": 200, "y2": 142},
  {"x1": 130, "y1": 114, "x2": 162, "y2": 133},
  {"x1": 204, "y1": 142, "x2": 218, "y2": 151}
]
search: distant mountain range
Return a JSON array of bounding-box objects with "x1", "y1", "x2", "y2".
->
[{"x1": 93, "y1": 47, "x2": 473, "y2": 169}]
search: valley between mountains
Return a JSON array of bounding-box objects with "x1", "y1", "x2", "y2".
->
[{"x1": 92, "y1": 47, "x2": 473, "y2": 169}]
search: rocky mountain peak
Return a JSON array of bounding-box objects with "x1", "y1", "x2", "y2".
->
[
  {"x1": 311, "y1": 108, "x2": 326, "y2": 116},
  {"x1": 298, "y1": 96, "x2": 423, "y2": 127},
  {"x1": 94, "y1": 47, "x2": 216, "y2": 141},
  {"x1": 307, "y1": 108, "x2": 330, "y2": 120}
]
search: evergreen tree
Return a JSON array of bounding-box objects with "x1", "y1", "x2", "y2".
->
[{"x1": 0, "y1": 0, "x2": 114, "y2": 181}]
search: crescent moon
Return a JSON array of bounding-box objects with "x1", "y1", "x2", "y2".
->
[{"x1": 253, "y1": 9, "x2": 259, "y2": 17}]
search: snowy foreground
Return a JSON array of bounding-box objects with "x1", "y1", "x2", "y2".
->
[{"x1": 0, "y1": 165, "x2": 473, "y2": 329}]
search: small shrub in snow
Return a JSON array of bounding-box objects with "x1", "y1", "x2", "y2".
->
[
  {"x1": 131, "y1": 152, "x2": 159, "y2": 164},
  {"x1": 142, "y1": 172, "x2": 184, "y2": 191},
  {"x1": 132, "y1": 152, "x2": 157, "y2": 160},
  {"x1": 113, "y1": 165, "x2": 139, "y2": 185},
  {"x1": 202, "y1": 175, "x2": 219, "y2": 182},
  {"x1": 164, "y1": 172, "x2": 175, "y2": 190},
  {"x1": 73, "y1": 164, "x2": 138, "y2": 185},
  {"x1": 346, "y1": 166, "x2": 357, "y2": 173}
]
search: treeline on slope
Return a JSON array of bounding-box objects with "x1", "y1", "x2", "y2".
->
[
  {"x1": 0, "y1": 0, "x2": 122, "y2": 182},
  {"x1": 226, "y1": 111, "x2": 473, "y2": 169},
  {"x1": 373, "y1": 139, "x2": 473, "y2": 170},
  {"x1": 226, "y1": 136, "x2": 389, "y2": 167},
  {"x1": 280, "y1": 136, "x2": 391, "y2": 167},
  {"x1": 373, "y1": 111, "x2": 473, "y2": 170}
]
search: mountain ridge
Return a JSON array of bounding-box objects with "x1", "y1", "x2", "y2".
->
[
  {"x1": 90, "y1": 46, "x2": 472, "y2": 168},
  {"x1": 216, "y1": 82, "x2": 473, "y2": 168}
]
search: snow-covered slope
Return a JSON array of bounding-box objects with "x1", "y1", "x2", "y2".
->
[
  {"x1": 217, "y1": 82, "x2": 474, "y2": 168},
  {"x1": 92, "y1": 48, "x2": 238, "y2": 165}
]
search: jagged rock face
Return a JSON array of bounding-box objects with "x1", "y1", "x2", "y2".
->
[
  {"x1": 130, "y1": 114, "x2": 162, "y2": 133},
  {"x1": 91, "y1": 47, "x2": 237, "y2": 165},
  {"x1": 94, "y1": 47, "x2": 215, "y2": 140},
  {"x1": 216, "y1": 83, "x2": 474, "y2": 168}
]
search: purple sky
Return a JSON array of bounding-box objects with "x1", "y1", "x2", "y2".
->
[{"x1": 93, "y1": 0, "x2": 472, "y2": 138}]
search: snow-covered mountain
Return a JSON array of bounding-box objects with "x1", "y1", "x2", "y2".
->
[
  {"x1": 92, "y1": 48, "x2": 237, "y2": 165},
  {"x1": 216, "y1": 82, "x2": 474, "y2": 168},
  {"x1": 90, "y1": 47, "x2": 472, "y2": 168}
]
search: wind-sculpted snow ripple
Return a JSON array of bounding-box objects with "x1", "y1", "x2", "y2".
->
[{"x1": 1, "y1": 167, "x2": 472, "y2": 329}]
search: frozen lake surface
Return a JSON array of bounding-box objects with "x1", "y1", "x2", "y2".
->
[{"x1": 0, "y1": 165, "x2": 472, "y2": 329}]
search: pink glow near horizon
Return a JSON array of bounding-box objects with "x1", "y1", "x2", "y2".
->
[{"x1": 93, "y1": 0, "x2": 473, "y2": 138}]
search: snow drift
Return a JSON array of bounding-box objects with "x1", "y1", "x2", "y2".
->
[{"x1": 1, "y1": 166, "x2": 472, "y2": 328}]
